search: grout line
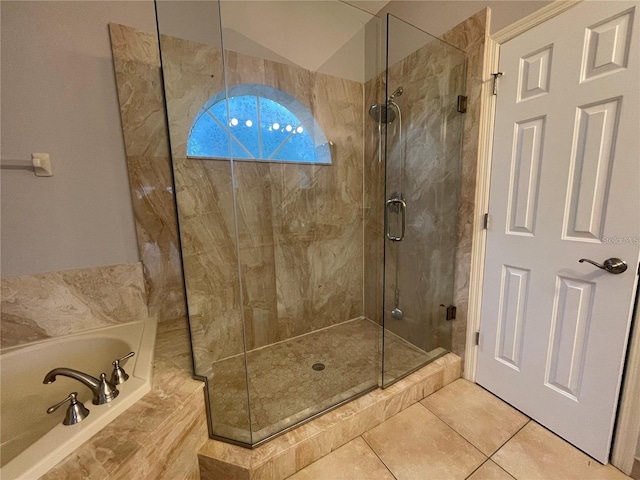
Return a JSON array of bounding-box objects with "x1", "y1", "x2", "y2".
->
[
  {"x1": 361, "y1": 434, "x2": 399, "y2": 480},
  {"x1": 212, "y1": 316, "x2": 368, "y2": 363},
  {"x1": 464, "y1": 458, "x2": 490, "y2": 479},
  {"x1": 490, "y1": 419, "x2": 530, "y2": 459},
  {"x1": 417, "y1": 399, "x2": 486, "y2": 458},
  {"x1": 414, "y1": 401, "x2": 488, "y2": 462},
  {"x1": 493, "y1": 459, "x2": 517, "y2": 479},
  {"x1": 419, "y1": 382, "x2": 532, "y2": 459}
]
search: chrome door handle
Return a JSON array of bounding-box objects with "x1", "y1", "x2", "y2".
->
[
  {"x1": 386, "y1": 197, "x2": 406, "y2": 242},
  {"x1": 578, "y1": 257, "x2": 627, "y2": 274}
]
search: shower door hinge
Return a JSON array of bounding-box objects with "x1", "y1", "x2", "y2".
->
[
  {"x1": 475, "y1": 331, "x2": 480, "y2": 346},
  {"x1": 445, "y1": 305, "x2": 457, "y2": 321},
  {"x1": 483, "y1": 213, "x2": 489, "y2": 229},
  {"x1": 492, "y1": 72, "x2": 504, "y2": 95},
  {"x1": 457, "y1": 95, "x2": 467, "y2": 113}
]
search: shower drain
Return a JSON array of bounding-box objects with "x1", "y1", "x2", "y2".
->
[{"x1": 312, "y1": 362, "x2": 325, "y2": 371}]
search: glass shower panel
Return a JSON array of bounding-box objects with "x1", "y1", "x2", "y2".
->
[
  {"x1": 155, "y1": 0, "x2": 252, "y2": 444},
  {"x1": 382, "y1": 14, "x2": 466, "y2": 387},
  {"x1": 219, "y1": 1, "x2": 381, "y2": 445}
]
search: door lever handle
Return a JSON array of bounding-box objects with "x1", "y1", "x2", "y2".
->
[{"x1": 578, "y1": 258, "x2": 627, "y2": 274}]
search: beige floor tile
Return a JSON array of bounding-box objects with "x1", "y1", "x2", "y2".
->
[
  {"x1": 286, "y1": 437, "x2": 394, "y2": 480},
  {"x1": 363, "y1": 403, "x2": 486, "y2": 480},
  {"x1": 468, "y1": 460, "x2": 514, "y2": 480},
  {"x1": 492, "y1": 422, "x2": 630, "y2": 480},
  {"x1": 421, "y1": 379, "x2": 528, "y2": 455}
]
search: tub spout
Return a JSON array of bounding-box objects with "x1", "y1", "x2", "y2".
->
[{"x1": 43, "y1": 368, "x2": 119, "y2": 405}]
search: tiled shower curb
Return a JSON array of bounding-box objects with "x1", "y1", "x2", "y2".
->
[{"x1": 198, "y1": 353, "x2": 461, "y2": 479}]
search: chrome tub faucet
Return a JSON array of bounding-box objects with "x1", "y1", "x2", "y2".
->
[{"x1": 43, "y1": 368, "x2": 119, "y2": 405}]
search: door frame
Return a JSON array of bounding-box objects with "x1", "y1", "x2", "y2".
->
[{"x1": 464, "y1": 0, "x2": 640, "y2": 472}]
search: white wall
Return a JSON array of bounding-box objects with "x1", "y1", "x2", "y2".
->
[
  {"x1": 1, "y1": 1, "x2": 157, "y2": 277},
  {"x1": 219, "y1": 1, "x2": 375, "y2": 82}
]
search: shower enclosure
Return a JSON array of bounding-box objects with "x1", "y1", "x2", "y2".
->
[{"x1": 154, "y1": 0, "x2": 466, "y2": 447}]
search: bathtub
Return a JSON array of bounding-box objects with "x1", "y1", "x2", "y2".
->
[{"x1": 0, "y1": 318, "x2": 156, "y2": 480}]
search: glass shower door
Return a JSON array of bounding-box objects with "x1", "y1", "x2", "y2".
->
[{"x1": 382, "y1": 14, "x2": 466, "y2": 386}]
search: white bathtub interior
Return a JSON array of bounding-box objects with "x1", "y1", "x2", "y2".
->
[{"x1": 0, "y1": 317, "x2": 156, "y2": 480}]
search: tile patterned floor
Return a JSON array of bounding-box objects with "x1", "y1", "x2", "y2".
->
[
  {"x1": 288, "y1": 379, "x2": 631, "y2": 480},
  {"x1": 207, "y1": 317, "x2": 445, "y2": 443}
]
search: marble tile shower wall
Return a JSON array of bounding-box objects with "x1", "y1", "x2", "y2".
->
[
  {"x1": 158, "y1": 34, "x2": 365, "y2": 365},
  {"x1": 443, "y1": 9, "x2": 490, "y2": 359},
  {"x1": 109, "y1": 24, "x2": 187, "y2": 326},
  {"x1": 0, "y1": 263, "x2": 148, "y2": 349},
  {"x1": 363, "y1": 9, "x2": 489, "y2": 358},
  {"x1": 363, "y1": 72, "x2": 386, "y2": 326},
  {"x1": 107, "y1": 10, "x2": 487, "y2": 368},
  {"x1": 386, "y1": 38, "x2": 466, "y2": 353}
]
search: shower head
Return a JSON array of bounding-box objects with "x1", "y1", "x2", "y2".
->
[
  {"x1": 369, "y1": 103, "x2": 396, "y2": 124},
  {"x1": 389, "y1": 86, "x2": 403, "y2": 100},
  {"x1": 368, "y1": 86, "x2": 404, "y2": 124}
]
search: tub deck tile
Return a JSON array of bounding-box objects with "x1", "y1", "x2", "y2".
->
[{"x1": 38, "y1": 317, "x2": 206, "y2": 480}]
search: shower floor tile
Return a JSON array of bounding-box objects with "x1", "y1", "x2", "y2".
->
[{"x1": 207, "y1": 317, "x2": 444, "y2": 443}]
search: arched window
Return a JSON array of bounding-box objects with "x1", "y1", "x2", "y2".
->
[{"x1": 187, "y1": 84, "x2": 331, "y2": 164}]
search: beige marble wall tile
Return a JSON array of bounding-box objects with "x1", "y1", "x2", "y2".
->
[
  {"x1": 171, "y1": 157, "x2": 245, "y2": 363},
  {"x1": 109, "y1": 22, "x2": 161, "y2": 67},
  {"x1": 160, "y1": 34, "x2": 365, "y2": 362},
  {"x1": 363, "y1": 73, "x2": 385, "y2": 326},
  {"x1": 1, "y1": 263, "x2": 148, "y2": 349},
  {"x1": 363, "y1": 10, "x2": 489, "y2": 363},
  {"x1": 442, "y1": 8, "x2": 488, "y2": 51},
  {"x1": 110, "y1": 17, "x2": 482, "y2": 372},
  {"x1": 444, "y1": 9, "x2": 490, "y2": 360},
  {"x1": 388, "y1": 40, "x2": 466, "y2": 353},
  {"x1": 109, "y1": 24, "x2": 168, "y2": 159},
  {"x1": 109, "y1": 24, "x2": 187, "y2": 324},
  {"x1": 126, "y1": 155, "x2": 186, "y2": 322},
  {"x1": 365, "y1": 27, "x2": 467, "y2": 357}
]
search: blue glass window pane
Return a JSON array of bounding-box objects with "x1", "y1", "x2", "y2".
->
[
  {"x1": 259, "y1": 97, "x2": 302, "y2": 158},
  {"x1": 227, "y1": 96, "x2": 259, "y2": 158},
  {"x1": 230, "y1": 137, "x2": 252, "y2": 159},
  {"x1": 271, "y1": 126, "x2": 318, "y2": 162},
  {"x1": 210, "y1": 100, "x2": 229, "y2": 125},
  {"x1": 187, "y1": 112, "x2": 230, "y2": 157},
  {"x1": 188, "y1": 88, "x2": 331, "y2": 164}
]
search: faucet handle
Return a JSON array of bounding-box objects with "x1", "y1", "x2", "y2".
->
[
  {"x1": 111, "y1": 351, "x2": 135, "y2": 385},
  {"x1": 47, "y1": 392, "x2": 90, "y2": 425},
  {"x1": 94, "y1": 373, "x2": 119, "y2": 405}
]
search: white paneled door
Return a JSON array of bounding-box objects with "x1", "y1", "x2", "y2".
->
[{"x1": 477, "y1": 1, "x2": 640, "y2": 463}]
